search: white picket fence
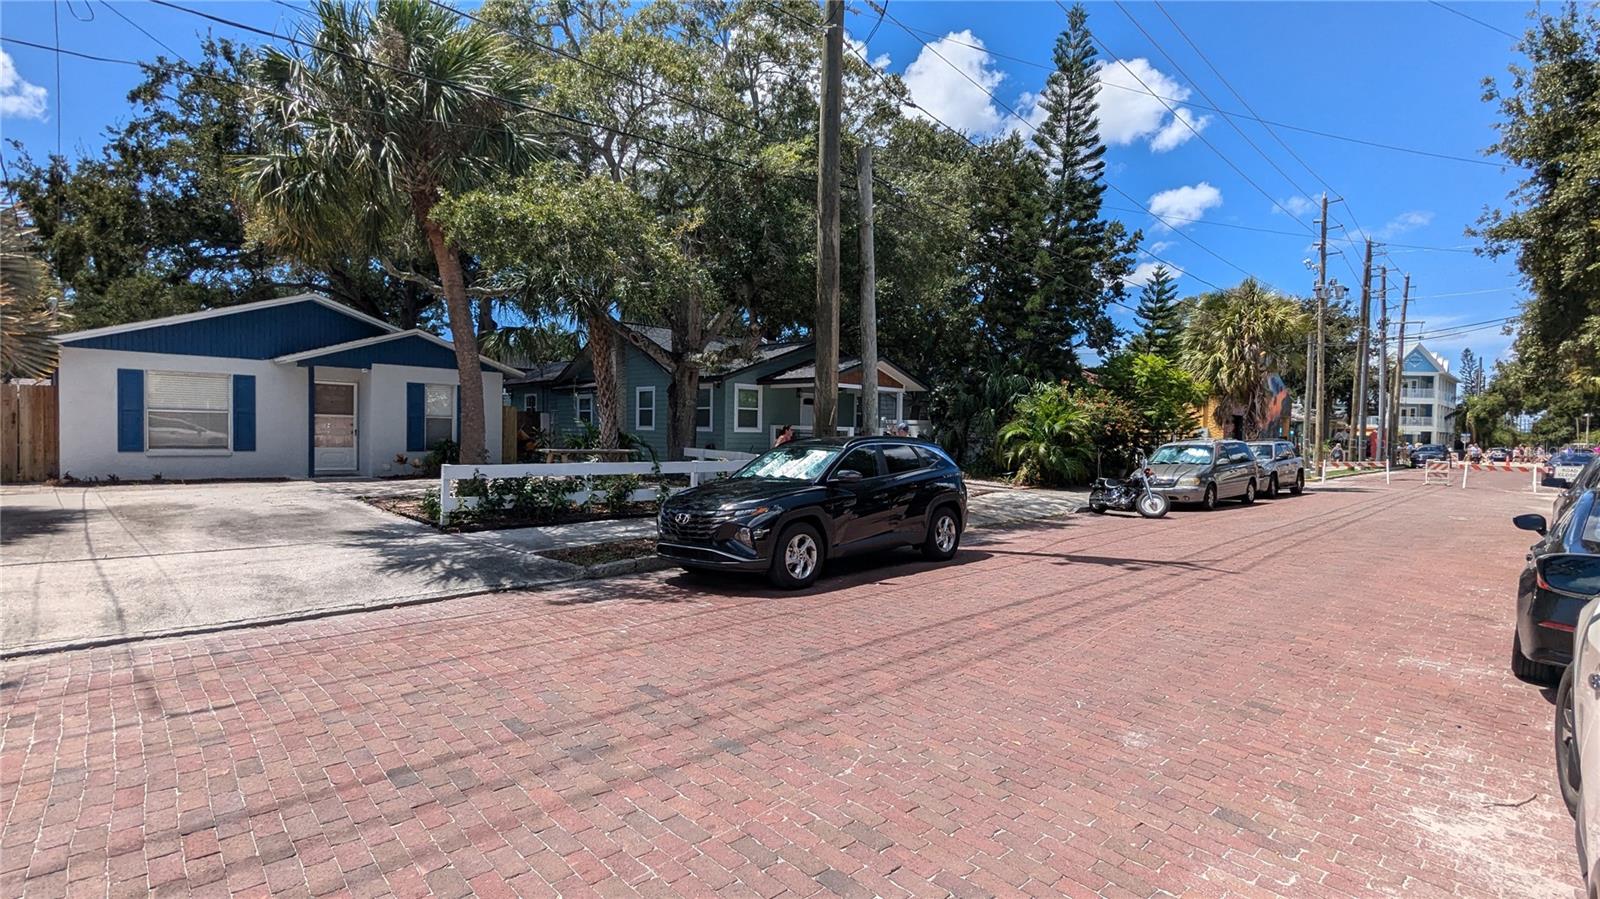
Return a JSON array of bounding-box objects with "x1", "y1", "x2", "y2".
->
[
  {"x1": 437, "y1": 460, "x2": 745, "y2": 524},
  {"x1": 682, "y1": 447, "x2": 758, "y2": 461}
]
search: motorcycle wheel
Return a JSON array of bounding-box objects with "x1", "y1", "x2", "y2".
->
[
  {"x1": 1089, "y1": 502, "x2": 1108, "y2": 514},
  {"x1": 1136, "y1": 492, "x2": 1170, "y2": 519}
]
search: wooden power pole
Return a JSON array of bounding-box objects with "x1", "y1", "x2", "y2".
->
[
  {"x1": 1388, "y1": 274, "x2": 1411, "y2": 455},
  {"x1": 812, "y1": 0, "x2": 844, "y2": 437},
  {"x1": 857, "y1": 144, "x2": 878, "y2": 436},
  {"x1": 1375, "y1": 265, "x2": 1389, "y2": 462},
  {"x1": 1350, "y1": 239, "x2": 1372, "y2": 461},
  {"x1": 1312, "y1": 193, "x2": 1329, "y2": 465}
]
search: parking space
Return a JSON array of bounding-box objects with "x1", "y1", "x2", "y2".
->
[{"x1": 0, "y1": 468, "x2": 1577, "y2": 897}]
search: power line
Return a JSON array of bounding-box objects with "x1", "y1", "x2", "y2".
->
[
  {"x1": 97, "y1": 0, "x2": 185, "y2": 61},
  {"x1": 1428, "y1": 1, "x2": 1521, "y2": 40}
]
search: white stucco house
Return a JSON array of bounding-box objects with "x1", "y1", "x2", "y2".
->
[
  {"x1": 1396, "y1": 342, "x2": 1460, "y2": 447},
  {"x1": 56, "y1": 293, "x2": 516, "y2": 480}
]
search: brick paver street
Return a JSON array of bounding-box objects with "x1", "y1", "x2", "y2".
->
[{"x1": 0, "y1": 471, "x2": 1580, "y2": 897}]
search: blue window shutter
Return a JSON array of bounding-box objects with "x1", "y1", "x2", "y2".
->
[
  {"x1": 232, "y1": 375, "x2": 256, "y2": 451},
  {"x1": 116, "y1": 369, "x2": 143, "y2": 452},
  {"x1": 406, "y1": 382, "x2": 425, "y2": 452}
]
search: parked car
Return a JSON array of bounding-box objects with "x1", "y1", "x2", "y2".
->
[
  {"x1": 1408, "y1": 444, "x2": 1449, "y2": 468},
  {"x1": 1246, "y1": 440, "x2": 1305, "y2": 496},
  {"x1": 1554, "y1": 455, "x2": 1600, "y2": 523},
  {"x1": 1489, "y1": 447, "x2": 1511, "y2": 462},
  {"x1": 656, "y1": 437, "x2": 967, "y2": 588},
  {"x1": 1511, "y1": 489, "x2": 1600, "y2": 684},
  {"x1": 1145, "y1": 439, "x2": 1262, "y2": 510},
  {"x1": 1548, "y1": 449, "x2": 1599, "y2": 489},
  {"x1": 1546, "y1": 555, "x2": 1600, "y2": 891}
]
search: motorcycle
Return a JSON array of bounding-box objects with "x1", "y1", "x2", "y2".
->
[{"x1": 1087, "y1": 454, "x2": 1170, "y2": 519}]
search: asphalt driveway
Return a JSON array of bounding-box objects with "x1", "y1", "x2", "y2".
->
[{"x1": 0, "y1": 481, "x2": 649, "y2": 656}]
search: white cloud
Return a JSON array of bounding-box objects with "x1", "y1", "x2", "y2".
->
[
  {"x1": 1148, "y1": 182, "x2": 1223, "y2": 230},
  {"x1": 1148, "y1": 241, "x2": 1173, "y2": 254},
  {"x1": 845, "y1": 35, "x2": 891, "y2": 72},
  {"x1": 1124, "y1": 260, "x2": 1184, "y2": 288},
  {"x1": 901, "y1": 30, "x2": 1008, "y2": 135},
  {"x1": 1376, "y1": 210, "x2": 1433, "y2": 238},
  {"x1": 1093, "y1": 58, "x2": 1209, "y2": 152},
  {"x1": 0, "y1": 50, "x2": 47, "y2": 120},
  {"x1": 1275, "y1": 195, "x2": 1317, "y2": 217},
  {"x1": 1008, "y1": 89, "x2": 1050, "y2": 138}
]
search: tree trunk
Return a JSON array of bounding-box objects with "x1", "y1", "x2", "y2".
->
[
  {"x1": 666, "y1": 364, "x2": 699, "y2": 461},
  {"x1": 422, "y1": 219, "x2": 489, "y2": 464},
  {"x1": 586, "y1": 311, "x2": 621, "y2": 448}
]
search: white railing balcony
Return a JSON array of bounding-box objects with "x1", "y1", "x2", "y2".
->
[
  {"x1": 1400, "y1": 388, "x2": 1436, "y2": 401},
  {"x1": 1399, "y1": 415, "x2": 1435, "y2": 428}
]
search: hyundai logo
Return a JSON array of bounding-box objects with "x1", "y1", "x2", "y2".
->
[{"x1": 674, "y1": 512, "x2": 690, "y2": 525}]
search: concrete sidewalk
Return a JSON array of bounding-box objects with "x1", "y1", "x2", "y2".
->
[
  {"x1": 0, "y1": 479, "x2": 1080, "y2": 656},
  {"x1": 0, "y1": 481, "x2": 652, "y2": 656}
]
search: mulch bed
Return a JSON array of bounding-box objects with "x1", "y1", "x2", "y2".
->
[
  {"x1": 537, "y1": 538, "x2": 658, "y2": 567},
  {"x1": 362, "y1": 493, "x2": 656, "y2": 533}
]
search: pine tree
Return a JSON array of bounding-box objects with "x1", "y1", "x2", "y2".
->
[
  {"x1": 1027, "y1": 2, "x2": 1140, "y2": 379},
  {"x1": 1459, "y1": 348, "x2": 1486, "y2": 397},
  {"x1": 1130, "y1": 265, "x2": 1182, "y2": 359}
]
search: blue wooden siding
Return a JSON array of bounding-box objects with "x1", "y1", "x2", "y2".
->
[
  {"x1": 63, "y1": 299, "x2": 388, "y2": 359},
  {"x1": 292, "y1": 334, "x2": 458, "y2": 370}
]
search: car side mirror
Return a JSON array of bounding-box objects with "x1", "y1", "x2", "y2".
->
[
  {"x1": 832, "y1": 469, "x2": 863, "y2": 484},
  {"x1": 1513, "y1": 513, "x2": 1547, "y2": 536}
]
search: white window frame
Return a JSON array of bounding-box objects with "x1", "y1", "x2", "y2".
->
[
  {"x1": 145, "y1": 370, "x2": 232, "y2": 455},
  {"x1": 635, "y1": 385, "x2": 656, "y2": 431},
  {"x1": 422, "y1": 383, "x2": 455, "y2": 447},
  {"x1": 733, "y1": 383, "x2": 762, "y2": 433},
  {"x1": 696, "y1": 386, "x2": 714, "y2": 433},
  {"x1": 522, "y1": 393, "x2": 537, "y2": 412},
  {"x1": 575, "y1": 393, "x2": 594, "y2": 425}
]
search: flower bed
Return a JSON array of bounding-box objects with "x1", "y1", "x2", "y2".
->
[{"x1": 362, "y1": 473, "x2": 682, "y2": 532}]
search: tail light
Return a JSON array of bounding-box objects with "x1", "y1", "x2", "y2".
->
[{"x1": 1144, "y1": 468, "x2": 1154, "y2": 477}]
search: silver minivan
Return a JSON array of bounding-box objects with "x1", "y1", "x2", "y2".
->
[{"x1": 1145, "y1": 440, "x2": 1263, "y2": 510}]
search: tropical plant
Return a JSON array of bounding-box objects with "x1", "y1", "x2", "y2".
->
[
  {"x1": 236, "y1": 0, "x2": 541, "y2": 463},
  {"x1": 1101, "y1": 351, "x2": 1205, "y2": 449},
  {"x1": 996, "y1": 382, "x2": 1093, "y2": 486},
  {"x1": 0, "y1": 209, "x2": 63, "y2": 379},
  {"x1": 1180, "y1": 279, "x2": 1308, "y2": 438}
]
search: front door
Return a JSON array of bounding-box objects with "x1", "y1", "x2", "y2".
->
[
  {"x1": 798, "y1": 390, "x2": 815, "y2": 428},
  {"x1": 313, "y1": 382, "x2": 358, "y2": 473}
]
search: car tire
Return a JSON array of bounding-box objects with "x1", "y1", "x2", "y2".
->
[
  {"x1": 768, "y1": 522, "x2": 823, "y2": 590},
  {"x1": 1289, "y1": 470, "x2": 1305, "y2": 495},
  {"x1": 1511, "y1": 632, "x2": 1561, "y2": 685},
  {"x1": 1240, "y1": 480, "x2": 1257, "y2": 505},
  {"x1": 1556, "y1": 664, "x2": 1583, "y2": 816},
  {"x1": 1201, "y1": 484, "x2": 1218, "y2": 511},
  {"x1": 922, "y1": 506, "x2": 962, "y2": 561},
  {"x1": 1267, "y1": 474, "x2": 1279, "y2": 496}
]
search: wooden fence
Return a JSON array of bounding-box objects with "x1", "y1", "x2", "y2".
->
[{"x1": 1, "y1": 383, "x2": 58, "y2": 483}]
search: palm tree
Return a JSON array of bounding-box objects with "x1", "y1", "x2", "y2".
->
[
  {"x1": 236, "y1": 0, "x2": 540, "y2": 463},
  {"x1": 0, "y1": 209, "x2": 63, "y2": 380},
  {"x1": 996, "y1": 382, "x2": 1093, "y2": 486},
  {"x1": 1180, "y1": 278, "x2": 1307, "y2": 438}
]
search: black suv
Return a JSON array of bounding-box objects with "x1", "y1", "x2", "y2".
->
[
  {"x1": 657, "y1": 437, "x2": 967, "y2": 588},
  {"x1": 1511, "y1": 489, "x2": 1600, "y2": 684}
]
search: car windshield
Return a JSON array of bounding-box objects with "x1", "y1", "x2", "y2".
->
[
  {"x1": 1150, "y1": 445, "x2": 1212, "y2": 465},
  {"x1": 1247, "y1": 443, "x2": 1275, "y2": 460},
  {"x1": 732, "y1": 445, "x2": 841, "y2": 481}
]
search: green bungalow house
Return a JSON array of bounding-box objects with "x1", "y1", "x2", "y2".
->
[{"x1": 505, "y1": 325, "x2": 930, "y2": 458}]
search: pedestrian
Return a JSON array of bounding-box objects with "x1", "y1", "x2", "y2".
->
[
  {"x1": 773, "y1": 424, "x2": 795, "y2": 447},
  {"x1": 1331, "y1": 443, "x2": 1345, "y2": 463}
]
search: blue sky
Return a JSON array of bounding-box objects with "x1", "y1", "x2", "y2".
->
[{"x1": 0, "y1": 1, "x2": 1533, "y2": 368}]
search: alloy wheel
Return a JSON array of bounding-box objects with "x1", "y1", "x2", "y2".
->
[
  {"x1": 934, "y1": 514, "x2": 958, "y2": 553},
  {"x1": 784, "y1": 533, "x2": 818, "y2": 580}
]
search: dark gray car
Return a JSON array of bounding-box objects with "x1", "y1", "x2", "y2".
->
[{"x1": 1145, "y1": 439, "x2": 1262, "y2": 510}]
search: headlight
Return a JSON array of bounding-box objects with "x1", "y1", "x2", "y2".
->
[
  {"x1": 1176, "y1": 476, "x2": 1201, "y2": 487},
  {"x1": 720, "y1": 503, "x2": 771, "y2": 517},
  {"x1": 732, "y1": 527, "x2": 755, "y2": 549}
]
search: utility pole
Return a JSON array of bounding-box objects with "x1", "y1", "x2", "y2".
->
[
  {"x1": 1350, "y1": 240, "x2": 1372, "y2": 461},
  {"x1": 1303, "y1": 334, "x2": 1314, "y2": 449},
  {"x1": 1388, "y1": 274, "x2": 1411, "y2": 456},
  {"x1": 857, "y1": 144, "x2": 878, "y2": 436},
  {"x1": 1375, "y1": 265, "x2": 1389, "y2": 462},
  {"x1": 812, "y1": 0, "x2": 844, "y2": 437},
  {"x1": 1312, "y1": 192, "x2": 1329, "y2": 466}
]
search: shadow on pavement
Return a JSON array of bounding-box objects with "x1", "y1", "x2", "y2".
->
[{"x1": 0, "y1": 506, "x2": 83, "y2": 545}]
